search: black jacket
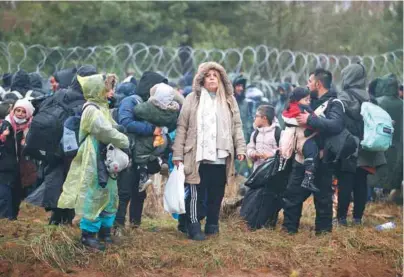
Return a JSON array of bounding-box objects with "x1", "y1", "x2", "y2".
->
[
  {"x1": 0, "y1": 120, "x2": 23, "y2": 184},
  {"x1": 307, "y1": 90, "x2": 345, "y2": 149}
]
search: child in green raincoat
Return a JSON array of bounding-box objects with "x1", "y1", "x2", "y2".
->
[{"x1": 58, "y1": 74, "x2": 129, "y2": 251}]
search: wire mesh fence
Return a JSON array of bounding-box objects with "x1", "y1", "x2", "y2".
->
[{"x1": 1, "y1": 42, "x2": 402, "y2": 96}]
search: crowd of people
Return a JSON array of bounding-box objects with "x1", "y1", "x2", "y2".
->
[{"x1": 0, "y1": 61, "x2": 402, "y2": 251}]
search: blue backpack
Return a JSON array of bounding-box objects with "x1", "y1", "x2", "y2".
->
[
  {"x1": 360, "y1": 102, "x2": 394, "y2": 152},
  {"x1": 62, "y1": 103, "x2": 99, "y2": 157}
]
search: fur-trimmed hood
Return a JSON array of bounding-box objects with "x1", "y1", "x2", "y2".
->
[{"x1": 192, "y1": 62, "x2": 234, "y2": 98}]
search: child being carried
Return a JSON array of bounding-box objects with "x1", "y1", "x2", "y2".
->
[{"x1": 281, "y1": 87, "x2": 319, "y2": 192}]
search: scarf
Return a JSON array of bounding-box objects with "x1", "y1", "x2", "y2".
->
[
  {"x1": 4, "y1": 113, "x2": 31, "y2": 161},
  {"x1": 196, "y1": 86, "x2": 232, "y2": 163},
  {"x1": 5, "y1": 114, "x2": 31, "y2": 134}
]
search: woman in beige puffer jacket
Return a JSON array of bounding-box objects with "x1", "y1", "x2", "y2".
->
[{"x1": 172, "y1": 62, "x2": 246, "y2": 241}]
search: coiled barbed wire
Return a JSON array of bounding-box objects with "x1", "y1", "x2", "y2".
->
[{"x1": 0, "y1": 42, "x2": 402, "y2": 98}]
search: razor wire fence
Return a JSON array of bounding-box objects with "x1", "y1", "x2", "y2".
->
[{"x1": 0, "y1": 42, "x2": 402, "y2": 98}]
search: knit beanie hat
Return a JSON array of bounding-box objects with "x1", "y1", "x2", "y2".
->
[
  {"x1": 289, "y1": 87, "x2": 309, "y2": 102},
  {"x1": 13, "y1": 98, "x2": 35, "y2": 119}
]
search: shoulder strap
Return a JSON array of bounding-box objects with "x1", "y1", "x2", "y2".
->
[
  {"x1": 77, "y1": 103, "x2": 100, "y2": 147},
  {"x1": 275, "y1": 126, "x2": 281, "y2": 146},
  {"x1": 332, "y1": 98, "x2": 345, "y2": 113},
  {"x1": 82, "y1": 102, "x2": 100, "y2": 112},
  {"x1": 253, "y1": 129, "x2": 259, "y2": 144}
]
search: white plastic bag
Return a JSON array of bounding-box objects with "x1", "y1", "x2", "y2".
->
[
  {"x1": 164, "y1": 163, "x2": 186, "y2": 214},
  {"x1": 105, "y1": 144, "x2": 130, "y2": 175}
]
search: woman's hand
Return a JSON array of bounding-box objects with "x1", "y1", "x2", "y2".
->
[
  {"x1": 237, "y1": 154, "x2": 245, "y2": 161},
  {"x1": 173, "y1": 160, "x2": 182, "y2": 168}
]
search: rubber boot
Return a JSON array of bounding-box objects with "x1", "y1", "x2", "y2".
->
[
  {"x1": 98, "y1": 227, "x2": 114, "y2": 244},
  {"x1": 187, "y1": 223, "x2": 205, "y2": 241},
  {"x1": 204, "y1": 224, "x2": 219, "y2": 235},
  {"x1": 81, "y1": 231, "x2": 105, "y2": 251}
]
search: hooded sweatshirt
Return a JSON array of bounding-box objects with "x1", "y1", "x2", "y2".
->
[
  {"x1": 339, "y1": 64, "x2": 370, "y2": 121},
  {"x1": 339, "y1": 63, "x2": 386, "y2": 169},
  {"x1": 10, "y1": 70, "x2": 31, "y2": 97},
  {"x1": 54, "y1": 68, "x2": 77, "y2": 89},
  {"x1": 69, "y1": 65, "x2": 98, "y2": 94}
]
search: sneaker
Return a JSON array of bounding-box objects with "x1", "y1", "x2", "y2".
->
[
  {"x1": 139, "y1": 179, "x2": 152, "y2": 192},
  {"x1": 352, "y1": 218, "x2": 362, "y2": 225},
  {"x1": 333, "y1": 218, "x2": 348, "y2": 227}
]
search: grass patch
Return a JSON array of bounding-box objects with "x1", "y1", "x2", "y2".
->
[{"x1": 0, "y1": 201, "x2": 402, "y2": 277}]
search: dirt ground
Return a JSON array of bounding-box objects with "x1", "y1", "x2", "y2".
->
[{"x1": 0, "y1": 200, "x2": 402, "y2": 277}]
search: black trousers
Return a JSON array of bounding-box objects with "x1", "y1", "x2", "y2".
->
[
  {"x1": 186, "y1": 164, "x2": 226, "y2": 226},
  {"x1": 282, "y1": 160, "x2": 333, "y2": 233},
  {"x1": 115, "y1": 164, "x2": 147, "y2": 226},
  {"x1": 336, "y1": 168, "x2": 368, "y2": 220}
]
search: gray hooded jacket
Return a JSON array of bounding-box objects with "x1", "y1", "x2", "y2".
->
[{"x1": 339, "y1": 63, "x2": 386, "y2": 169}]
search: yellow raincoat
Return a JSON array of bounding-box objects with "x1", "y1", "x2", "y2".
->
[{"x1": 58, "y1": 74, "x2": 129, "y2": 221}]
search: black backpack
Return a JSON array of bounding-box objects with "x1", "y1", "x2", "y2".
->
[{"x1": 24, "y1": 90, "x2": 85, "y2": 160}]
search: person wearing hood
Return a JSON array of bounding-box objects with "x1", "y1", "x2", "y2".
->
[
  {"x1": 233, "y1": 75, "x2": 253, "y2": 142},
  {"x1": 282, "y1": 69, "x2": 344, "y2": 235},
  {"x1": 233, "y1": 75, "x2": 253, "y2": 178},
  {"x1": 0, "y1": 99, "x2": 35, "y2": 219},
  {"x1": 52, "y1": 67, "x2": 78, "y2": 92},
  {"x1": 25, "y1": 65, "x2": 98, "y2": 226},
  {"x1": 26, "y1": 72, "x2": 48, "y2": 100},
  {"x1": 1, "y1": 70, "x2": 28, "y2": 100},
  {"x1": 2, "y1": 73, "x2": 13, "y2": 91},
  {"x1": 114, "y1": 71, "x2": 167, "y2": 231},
  {"x1": 10, "y1": 70, "x2": 31, "y2": 98},
  {"x1": 58, "y1": 74, "x2": 129, "y2": 251},
  {"x1": 172, "y1": 62, "x2": 246, "y2": 241},
  {"x1": 131, "y1": 82, "x2": 181, "y2": 191},
  {"x1": 114, "y1": 81, "x2": 136, "y2": 107},
  {"x1": 335, "y1": 63, "x2": 386, "y2": 226},
  {"x1": 367, "y1": 74, "x2": 403, "y2": 196}
]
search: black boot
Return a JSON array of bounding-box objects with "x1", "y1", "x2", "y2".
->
[
  {"x1": 187, "y1": 223, "x2": 205, "y2": 241},
  {"x1": 49, "y1": 209, "x2": 62, "y2": 225},
  {"x1": 177, "y1": 214, "x2": 188, "y2": 234},
  {"x1": 301, "y1": 172, "x2": 319, "y2": 193},
  {"x1": 81, "y1": 231, "x2": 105, "y2": 251},
  {"x1": 205, "y1": 224, "x2": 219, "y2": 235},
  {"x1": 301, "y1": 158, "x2": 320, "y2": 193},
  {"x1": 98, "y1": 227, "x2": 114, "y2": 244}
]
